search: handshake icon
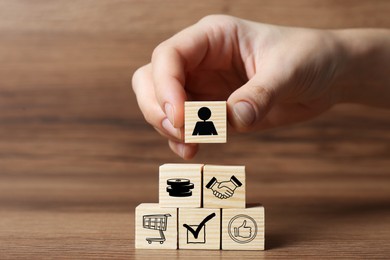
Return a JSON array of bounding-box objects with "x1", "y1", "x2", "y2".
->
[{"x1": 205, "y1": 175, "x2": 242, "y2": 199}]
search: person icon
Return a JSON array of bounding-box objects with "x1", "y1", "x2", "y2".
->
[{"x1": 192, "y1": 107, "x2": 218, "y2": 136}]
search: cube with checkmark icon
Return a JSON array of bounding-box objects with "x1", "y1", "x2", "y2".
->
[{"x1": 179, "y1": 208, "x2": 221, "y2": 249}]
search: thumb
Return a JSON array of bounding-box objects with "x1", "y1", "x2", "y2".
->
[
  {"x1": 227, "y1": 75, "x2": 277, "y2": 132},
  {"x1": 239, "y1": 220, "x2": 247, "y2": 228}
]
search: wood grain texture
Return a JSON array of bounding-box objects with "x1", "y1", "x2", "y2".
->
[
  {"x1": 203, "y1": 165, "x2": 246, "y2": 208},
  {"x1": 135, "y1": 203, "x2": 177, "y2": 249},
  {"x1": 159, "y1": 164, "x2": 203, "y2": 208},
  {"x1": 222, "y1": 206, "x2": 265, "y2": 250},
  {"x1": 185, "y1": 101, "x2": 227, "y2": 143},
  {"x1": 0, "y1": 0, "x2": 390, "y2": 258},
  {"x1": 178, "y1": 208, "x2": 221, "y2": 250}
]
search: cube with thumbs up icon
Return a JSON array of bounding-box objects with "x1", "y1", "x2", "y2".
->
[{"x1": 222, "y1": 205, "x2": 265, "y2": 250}]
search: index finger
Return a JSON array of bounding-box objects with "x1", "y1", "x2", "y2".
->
[{"x1": 151, "y1": 22, "x2": 209, "y2": 128}]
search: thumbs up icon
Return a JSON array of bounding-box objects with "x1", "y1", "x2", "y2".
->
[
  {"x1": 233, "y1": 220, "x2": 252, "y2": 238},
  {"x1": 228, "y1": 215, "x2": 258, "y2": 244}
]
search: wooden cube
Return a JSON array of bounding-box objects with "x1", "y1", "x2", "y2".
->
[
  {"x1": 135, "y1": 203, "x2": 178, "y2": 249},
  {"x1": 184, "y1": 101, "x2": 227, "y2": 143},
  {"x1": 203, "y1": 165, "x2": 245, "y2": 209},
  {"x1": 221, "y1": 205, "x2": 265, "y2": 250},
  {"x1": 178, "y1": 208, "x2": 221, "y2": 250},
  {"x1": 159, "y1": 164, "x2": 203, "y2": 208}
]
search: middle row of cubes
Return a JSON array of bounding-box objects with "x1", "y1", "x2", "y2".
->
[{"x1": 159, "y1": 163, "x2": 246, "y2": 208}]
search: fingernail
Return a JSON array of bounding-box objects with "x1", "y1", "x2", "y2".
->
[
  {"x1": 176, "y1": 142, "x2": 186, "y2": 158},
  {"x1": 233, "y1": 101, "x2": 256, "y2": 127},
  {"x1": 162, "y1": 118, "x2": 181, "y2": 139},
  {"x1": 164, "y1": 103, "x2": 175, "y2": 126},
  {"x1": 178, "y1": 143, "x2": 192, "y2": 159},
  {"x1": 168, "y1": 140, "x2": 185, "y2": 158}
]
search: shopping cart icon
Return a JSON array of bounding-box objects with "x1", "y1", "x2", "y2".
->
[{"x1": 143, "y1": 214, "x2": 171, "y2": 244}]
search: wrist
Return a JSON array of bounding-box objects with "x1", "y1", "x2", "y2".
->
[
  {"x1": 206, "y1": 177, "x2": 217, "y2": 189},
  {"x1": 330, "y1": 29, "x2": 390, "y2": 108},
  {"x1": 230, "y1": 175, "x2": 242, "y2": 187}
]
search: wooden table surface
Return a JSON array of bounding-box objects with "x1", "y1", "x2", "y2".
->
[{"x1": 1, "y1": 1, "x2": 389, "y2": 258}]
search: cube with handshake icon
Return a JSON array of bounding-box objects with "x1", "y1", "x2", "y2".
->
[
  {"x1": 205, "y1": 175, "x2": 242, "y2": 199},
  {"x1": 203, "y1": 165, "x2": 246, "y2": 208}
]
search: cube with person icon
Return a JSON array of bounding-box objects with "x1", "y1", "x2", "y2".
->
[{"x1": 184, "y1": 101, "x2": 227, "y2": 143}]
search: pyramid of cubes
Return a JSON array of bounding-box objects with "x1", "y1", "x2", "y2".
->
[{"x1": 135, "y1": 101, "x2": 265, "y2": 250}]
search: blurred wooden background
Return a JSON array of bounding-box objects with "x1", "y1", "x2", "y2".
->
[{"x1": 0, "y1": 0, "x2": 389, "y2": 258}]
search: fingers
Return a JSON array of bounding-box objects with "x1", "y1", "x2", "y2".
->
[
  {"x1": 151, "y1": 22, "x2": 210, "y2": 128},
  {"x1": 225, "y1": 189, "x2": 234, "y2": 197},
  {"x1": 213, "y1": 190, "x2": 221, "y2": 198},
  {"x1": 132, "y1": 61, "x2": 199, "y2": 160},
  {"x1": 168, "y1": 140, "x2": 198, "y2": 160},
  {"x1": 212, "y1": 187, "x2": 233, "y2": 199},
  {"x1": 132, "y1": 64, "x2": 181, "y2": 141}
]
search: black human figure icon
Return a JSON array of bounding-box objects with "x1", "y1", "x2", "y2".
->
[{"x1": 192, "y1": 107, "x2": 218, "y2": 136}]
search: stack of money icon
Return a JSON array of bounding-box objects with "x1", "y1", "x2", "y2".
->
[{"x1": 166, "y1": 178, "x2": 194, "y2": 197}]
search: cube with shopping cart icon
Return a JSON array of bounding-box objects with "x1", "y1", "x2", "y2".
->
[
  {"x1": 135, "y1": 203, "x2": 178, "y2": 249},
  {"x1": 143, "y1": 214, "x2": 171, "y2": 244}
]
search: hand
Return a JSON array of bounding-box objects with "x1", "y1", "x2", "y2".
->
[
  {"x1": 234, "y1": 220, "x2": 252, "y2": 238},
  {"x1": 218, "y1": 175, "x2": 242, "y2": 193},
  {"x1": 218, "y1": 180, "x2": 236, "y2": 195},
  {"x1": 212, "y1": 182, "x2": 234, "y2": 199},
  {"x1": 206, "y1": 177, "x2": 237, "y2": 199},
  {"x1": 132, "y1": 14, "x2": 390, "y2": 159}
]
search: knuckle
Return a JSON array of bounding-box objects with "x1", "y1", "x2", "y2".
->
[
  {"x1": 251, "y1": 85, "x2": 276, "y2": 109},
  {"x1": 143, "y1": 107, "x2": 164, "y2": 129},
  {"x1": 151, "y1": 41, "x2": 169, "y2": 61},
  {"x1": 197, "y1": 14, "x2": 238, "y2": 38},
  {"x1": 143, "y1": 111, "x2": 157, "y2": 126},
  {"x1": 198, "y1": 14, "x2": 236, "y2": 25},
  {"x1": 131, "y1": 65, "x2": 147, "y2": 91}
]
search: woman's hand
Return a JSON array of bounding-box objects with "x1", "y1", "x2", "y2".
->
[{"x1": 132, "y1": 15, "x2": 390, "y2": 159}]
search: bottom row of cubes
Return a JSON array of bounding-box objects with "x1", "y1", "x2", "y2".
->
[{"x1": 135, "y1": 203, "x2": 265, "y2": 250}]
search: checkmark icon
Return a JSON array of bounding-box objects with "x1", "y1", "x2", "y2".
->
[{"x1": 183, "y1": 212, "x2": 216, "y2": 239}]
